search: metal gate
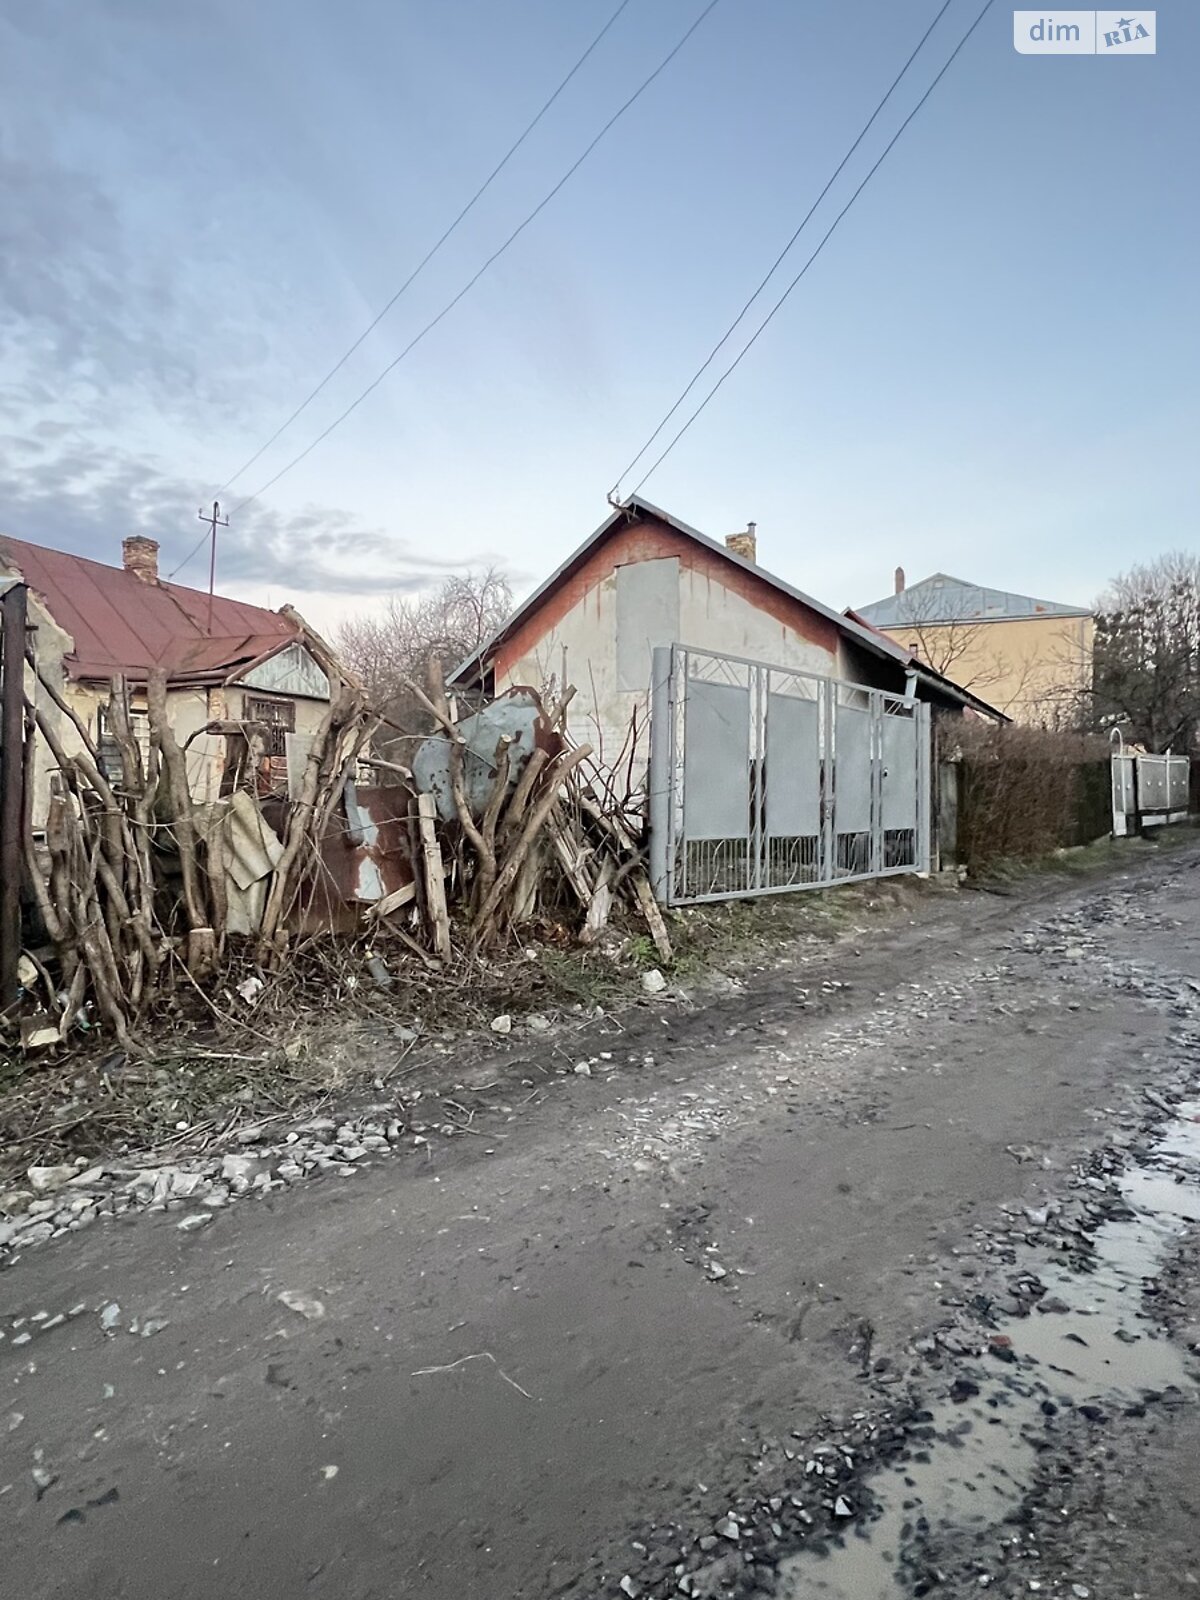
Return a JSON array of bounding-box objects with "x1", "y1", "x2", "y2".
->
[
  {"x1": 649, "y1": 644, "x2": 931, "y2": 905},
  {"x1": 1111, "y1": 732, "x2": 1190, "y2": 836}
]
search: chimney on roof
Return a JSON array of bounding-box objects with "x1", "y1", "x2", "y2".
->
[
  {"x1": 894, "y1": 565, "x2": 906, "y2": 595},
  {"x1": 123, "y1": 535, "x2": 159, "y2": 584},
  {"x1": 726, "y1": 522, "x2": 757, "y2": 563}
]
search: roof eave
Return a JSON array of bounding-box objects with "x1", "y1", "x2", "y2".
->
[
  {"x1": 911, "y1": 666, "x2": 1009, "y2": 722},
  {"x1": 222, "y1": 636, "x2": 293, "y2": 687}
]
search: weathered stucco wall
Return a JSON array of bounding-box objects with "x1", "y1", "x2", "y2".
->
[
  {"x1": 25, "y1": 676, "x2": 331, "y2": 828},
  {"x1": 494, "y1": 515, "x2": 844, "y2": 776},
  {"x1": 11, "y1": 575, "x2": 234, "y2": 823},
  {"x1": 227, "y1": 685, "x2": 330, "y2": 777},
  {"x1": 36, "y1": 680, "x2": 217, "y2": 814},
  {"x1": 173, "y1": 688, "x2": 225, "y2": 802},
  {"x1": 171, "y1": 686, "x2": 331, "y2": 804},
  {"x1": 19, "y1": 588, "x2": 73, "y2": 831},
  {"x1": 879, "y1": 613, "x2": 1093, "y2": 724},
  {"x1": 228, "y1": 687, "x2": 329, "y2": 734}
]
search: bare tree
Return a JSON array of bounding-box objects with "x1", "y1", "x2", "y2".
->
[
  {"x1": 1029, "y1": 617, "x2": 1097, "y2": 732},
  {"x1": 336, "y1": 568, "x2": 513, "y2": 746},
  {"x1": 1092, "y1": 551, "x2": 1200, "y2": 751},
  {"x1": 888, "y1": 587, "x2": 1018, "y2": 704},
  {"x1": 887, "y1": 587, "x2": 1009, "y2": 686}
]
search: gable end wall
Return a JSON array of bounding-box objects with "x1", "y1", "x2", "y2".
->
[{"x1": 493, "y1": 515, "x2": 851, "y2": 771}]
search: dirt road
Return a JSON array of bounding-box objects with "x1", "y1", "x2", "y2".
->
[{"x1": 4, "y1": 845, "x2": 1200, "y2": 1599}]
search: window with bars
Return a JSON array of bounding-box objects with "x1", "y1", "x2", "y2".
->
[
  {"x1": 97, "y1": 706, "x2": 151, "y2": 784},
  {"x1": 245, "y1": 697, "x2": 296, "y2": 756},
  {"x1": 245, "y1": 696, "x2": 298, "y2": 792}
]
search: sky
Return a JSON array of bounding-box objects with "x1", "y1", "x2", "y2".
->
[{"x1": 0, "y1": 0, "x2": 1195, "y2": 634}]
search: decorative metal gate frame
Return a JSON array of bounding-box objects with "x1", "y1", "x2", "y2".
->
[{"x1": 649, "y1": 644, "x2": 931, "y2": 906}]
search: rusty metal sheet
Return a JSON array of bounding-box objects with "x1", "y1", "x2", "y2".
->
[{"x1": 259, "y1": 785, "x2": 416, "y2": 934}]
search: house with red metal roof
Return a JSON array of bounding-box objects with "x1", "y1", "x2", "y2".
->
[{"x1": 0, "y1": 531, "x2": 338, "y2": 823}]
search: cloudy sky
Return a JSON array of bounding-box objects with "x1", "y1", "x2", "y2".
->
[{"x1": 0, "y1": 0, "x2": 1194, "y2": 632}]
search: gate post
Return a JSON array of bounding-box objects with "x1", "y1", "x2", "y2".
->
[
  {"x1": 917, "y1": 701, "x2": 932, "y2": 875},
  {"x1": 648, "y1": 645, "x2": 673, "y2": 905},
  {"x1": 869, "y1": 690, "x2": 884, "y2": 876},
  {"x1": 821, "y1": 678, "x2": 835, "y2": 882}
]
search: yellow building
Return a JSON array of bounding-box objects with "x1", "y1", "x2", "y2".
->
[{"x1": 855, "y1": 571, "x2": 1094, "y2": 725}]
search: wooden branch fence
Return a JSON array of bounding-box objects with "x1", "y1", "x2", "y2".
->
[{"x1": 6, "y1": 668, "x2": 670, "y2": 1049}]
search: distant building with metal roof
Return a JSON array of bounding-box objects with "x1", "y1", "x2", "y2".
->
[
  {"x1": 0, "y1": 532, "x2": 300, "y2": 685},
  {"x1": 853, "y1": 570, "x2": 1094, "y2": 726},
  {"x1": 856, "y1": 572, "x2": 1091, "y2": 630}
]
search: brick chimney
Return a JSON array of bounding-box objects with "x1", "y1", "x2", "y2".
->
[
  {"x1": 894, "y1": 565, "x2": 906, "y2": 595},
  {"x1": 726, "y1": 522, "x2": 757, "y2": 563},
  {"x1": 122, "y1": 536, "x2": 159, "y2": 584}
]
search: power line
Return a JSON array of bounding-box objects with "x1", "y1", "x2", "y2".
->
[
  {"x1": 217, "y1": 0, "x2": 634, "y2": 498},
  {"x1": 229, "y1": 0, "x2": 723, "y2": 521},
  {"x1": 609, "y1": 0, "x2": 957, "y2": 498},
  {"x1": 625, "y1": 0, "x2": 995, "y2": 499},
  {"x1": 169, "y1": 524, "x2": 214, "y2": 581}
]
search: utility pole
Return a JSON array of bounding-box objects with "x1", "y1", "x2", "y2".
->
[
  {"x1": 198, "y1": 500, "x2": 229, "y2": 634},
  {"x1": 0, "y1": 582, "x2": 29, "y2": 1006}
]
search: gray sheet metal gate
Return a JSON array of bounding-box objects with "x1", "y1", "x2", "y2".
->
[
  {"x1": 649, "y1": 644, "x2": 931, "y2": 906},
  {"x1": 1110, "y1": 734, "x2": 1190, "y2": 836}
]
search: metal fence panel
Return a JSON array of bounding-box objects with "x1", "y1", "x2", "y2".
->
[
  {"x1": 1109, "y1": 747, "x2": 1190, "y2": 835},
  {"x1": 1168, "y1": 756, "x2": 1190, "y2": 812},
  {"x1": 881, "y1": 712, "x2": 919, "y2": 832},
  {"x1": 1111, "y1": 753, "x2": 1136, "y2": 836},
  {"x1": 1113, "y1": 755, "x2": 1135, "y2": 810},
  {"x1": 1138, "y1": 756, "x2": 1169, "y2": 811},
  {"x1": 766, "y1": 692, "x2": 820, "y2": 837},
  {"x1": 833, "y1": 703, "x2": 872, "y2": 835},
  {"x1": 682, "y1": 679, "x2": 750, "y2": 839}
]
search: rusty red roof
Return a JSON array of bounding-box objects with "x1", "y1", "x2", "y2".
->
[{"x1": 0, "y1": 534, "x2": 298, "y2": 684}]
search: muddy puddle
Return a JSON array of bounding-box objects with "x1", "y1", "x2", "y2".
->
[{"x1": 776, "y1": 1106, "x2": 1200, "y2": 1599}]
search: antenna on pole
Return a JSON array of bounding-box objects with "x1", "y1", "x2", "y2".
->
[{"x1": 198, "y1": 500, "x2": 229, "y2": 634}]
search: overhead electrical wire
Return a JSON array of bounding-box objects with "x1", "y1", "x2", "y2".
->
[
  {"x1": 168, "y1": 528, "x2": 211, "y2": 581},
  {"x1": 218, "y1": 0, "x2": 722, "y2": 531},
  {"x1": 215, "y1": 0, "x2": 634, "y2": 500},
  {"x1": 618, "y1": 0, "x2": 996, "y2": 501},
  {"x1": 608, "y1": 0, "x2": 957, "y2": 499}
]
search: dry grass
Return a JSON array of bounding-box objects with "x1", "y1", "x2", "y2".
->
[{"x1": 0, "y1": 877, "x2": 940, "y2": 1188}]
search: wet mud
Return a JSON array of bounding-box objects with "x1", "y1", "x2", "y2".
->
[{"x1": 777, "y1": 1107, "x2": 1200, "y2": 1598}]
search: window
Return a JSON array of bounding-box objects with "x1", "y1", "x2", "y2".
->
[
  {"x1": 97, "y1": 705, "x2": 151, "y2": 784},
  {"x1": 245, "y1": 697, "x2": 297, "y2": 791},
  {"x1": 245, "y1": 697, "x2": 296, "y2": 756}
]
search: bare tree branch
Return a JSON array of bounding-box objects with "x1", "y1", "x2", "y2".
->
[{"x1": 1092, "y1": 551, "x2": 1200, "y2": 751}]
